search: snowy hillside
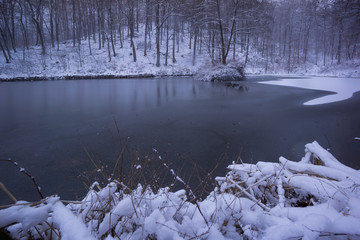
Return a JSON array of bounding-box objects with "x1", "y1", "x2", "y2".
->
[
  {"x1": 1, "y1": 28, "x2": 359, "y2": 80},
  {"x1": 0, "y1": 34, "x2": 207, "y2": 80},
  {"x1": 1, "y1": 0, "x2": 359, "y2": 80}
]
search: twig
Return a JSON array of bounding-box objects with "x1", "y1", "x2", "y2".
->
[
  {"x1": 33, "y1": 226, "x2": 45, "y2": 240},
  {"x1": 112, "y1": 136, "x2": 130, "y2": 180},
  {"x1": 303, "y1": 224, "x2": 360, "y2": 238},
  {"x1": 0, "y1": 196, "x2": 57, "y2": 209},
  {"x1": 156, "y1": 221, "x2": 191, "y2": 239},
  {"x1": 162, "y1": 161, "x2": 209, "y2": 226},
  {"x1": 0, "y1": 159, "x2": 44, "y2": 199},
  {"x1": 79, "y1": 143, "x2": 102, "y2": 176},
  {"x1": 244, "y1": 173, "x2": 273, "y2": 191},
  {"x1": 228, "y1": 178, "x2": 270, "y2": 212},
  {"x1": 0, "y1": 182, "x2": 17, "y2": 203},
  {"x1": 0, "y1": 201, "x2": 37, "y2": 210},
  {"x1": 44, "y1": 221, "x2": 61, "y2": 239}
]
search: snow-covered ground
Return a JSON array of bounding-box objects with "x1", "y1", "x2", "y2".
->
[
  {"x1": 245, "y1": 60, "x2": 360, "y2": 78},
  {"x1": 260, "y1": 76, "x2": 360, "y2": 105},
  {"x1": 1, "y1": 31, "x2": 359, "y2": 80},
  {"x1": 1, "y1": 141, "x2": 360, "y2": 240},
  {"x1": 242, "y1": 45, "x2": 360, "y2": 78},
  {"x1": 0, "y1": 35, "x2": 208, "y2": 80}
]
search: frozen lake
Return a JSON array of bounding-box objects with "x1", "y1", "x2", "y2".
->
[{"x1": 1, "y1": 76, "x2": 360, "y2": 204}]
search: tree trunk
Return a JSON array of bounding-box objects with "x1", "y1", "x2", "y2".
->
[
  {"x1": 55, "y1": 0, "x2": 60, "y2": 50},
  {"x1": 192, "y1": 27, "x2": 197, "y2": 66},
  {"x1": 72, "y1": 0, "x2": 76, "y2": 47},
  {"x1": 98, "y1": 4, "x2": 101, "y2": 49},
  {"x1": 108, "y1": 7, "x2": 116, "y2": 57},
  {"x1": 216, "y1": 0, "x2": 237, "y2": 65},
  {"x1": 288, "y1": 27, "x2": 292, "y2": 73},
  {"x1": 155, "y1": 2, "x2": 160, "y2": 67},
  {"x1": 211, "y1": 31, "x2": 215, "y2": 64},
  {"x1": 233, "y1": 23, "x2": 236, "y2": 61},
  {"x1": 50, "y1": 0, "x2": 55, "y2": 47},
  {"x1": 144, "y1": 1, "x2": 148, "y2": 56},
  {"x1": 76, "y1": 0, "x2": 81, "y2": 47},
  {"x1": 337, "y1": 22, "x2": 343, "y2": 64},
  {"x1": 0, "y1": 27, "x2": 12, "y2": 59},
  {"x1": 18, "y1": 1, "x2": 29, "y2": 50},
  {"x1": 245, "y1": 34, "x2": 249, "y2": 66},
  {"x1": 26, "y1": 1, "x2": 46, "y2": 55},
  {"x1": 0, "y1": 38, "x2": 10, "y2": 63},
  {"x1": 107, "y1": 36, "x2": 111, "y2": 62},
  {"x1": 303, "y1": 28, "x2": 310, "y2": 64},
  {"x1": 87, "y1": 6, "x2": 92, "y2": 56},
  {"x1": 0, "y1": 4, "x2": 16, "y2": 53},
  {"x1": 165, "y1": 23, "x2": 169, "y2": 66},
  {"x1": 172, "y1": 22, "x2": 176, "y2": 63}
]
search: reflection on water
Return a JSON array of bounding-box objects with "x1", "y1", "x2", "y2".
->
[
  {"x1": 0, "y1": 76, "x2": 359, "y2": 204},
  {"x1": 222, "y1": 82, "x2": 250, "y2": 92},
  {"x1": 0, "y1": 77, "x2": 248, "y2": 203}
]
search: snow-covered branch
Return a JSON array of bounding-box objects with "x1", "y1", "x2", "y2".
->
[{"x1": 1, "y1": 141, "x2": 360, "y2": 239}]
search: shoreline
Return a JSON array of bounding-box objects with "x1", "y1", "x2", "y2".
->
[
  {"x1": 0, "y1": 73, "x2": 195, "y2": 82},
  {"x1": 2, "y1": 71, "x2": 359, "y2": 82}
]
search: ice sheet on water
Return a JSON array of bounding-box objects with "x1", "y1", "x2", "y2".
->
[{"x1": 260, "y1": 77, "x2": 360, "y2": 105}]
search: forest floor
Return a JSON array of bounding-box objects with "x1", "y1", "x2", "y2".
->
[
  {"x1": 0, "y1": 37, "x2": 204, "y2": 81},
  {"x1": 1, "y1": 35, "x2": 359, "y2": 81}
]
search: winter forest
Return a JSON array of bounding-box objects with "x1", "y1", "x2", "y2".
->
[{"x1": 0, "y1": 0, "x2": 359, "y2": 73}]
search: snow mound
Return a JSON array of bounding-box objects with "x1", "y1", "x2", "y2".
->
[
  {"x1": 1, "y1": 141, "x2": 360, "y2": 239},
  {"x1": 198, "y1": 63, "x2": 245, "y2": 82}
]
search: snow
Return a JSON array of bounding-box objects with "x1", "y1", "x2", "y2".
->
[
  {"x1": 260, "y1": 76, "x2": 360, "y2": 105},
  {"x1": 0, "y1": 27, "x2": 208, "y2": 80},
  {"x1": 0, "y1": 25, "x2": 358, "y2": 81},
  {"x1": 0, "y1": 200, "x2": 52, "y2": 232},
  {"x1": 52, "y1": 200, "x2": 96, "y2": 240},
  {"x1": 1, "y1": 141, "x2": 360, "y2": 239},
  {"x1": 197, "y1": 64, "x2": 245, "y2": 82},
  {"x1": 243, "y1": 46, "x2": 360, "y2": 78}
]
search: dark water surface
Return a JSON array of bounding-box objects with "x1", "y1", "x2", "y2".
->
[{"x1": 1, "y1": 76, "x2": 360, "y2": 204}]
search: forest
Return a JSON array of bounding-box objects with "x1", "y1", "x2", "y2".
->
[{"x1": 0, "y1": 0, "x2": 359, "y2": 72}]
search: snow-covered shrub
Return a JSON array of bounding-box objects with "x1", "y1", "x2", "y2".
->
[
  {"x1": 1, "y1": 141, "x2": 360, "y2": 239},
  {"x1": 198, "y1": 63, "x2": 245, "y2": 82}
]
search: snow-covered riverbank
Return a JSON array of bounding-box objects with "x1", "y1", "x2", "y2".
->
[
  {"x1": 1, "y1": 35, "x2": 359, "y2": 81},
  {"x1": 1, "y1": 141, "x2": 360, "y2": 240},
  {"x1": 0, "y1": 39, "x2": 203, "y2": 81}
]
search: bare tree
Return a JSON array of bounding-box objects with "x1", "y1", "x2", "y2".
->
[{"x1": 26, "y1": 0, "x2": 46, "y2": 55}]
